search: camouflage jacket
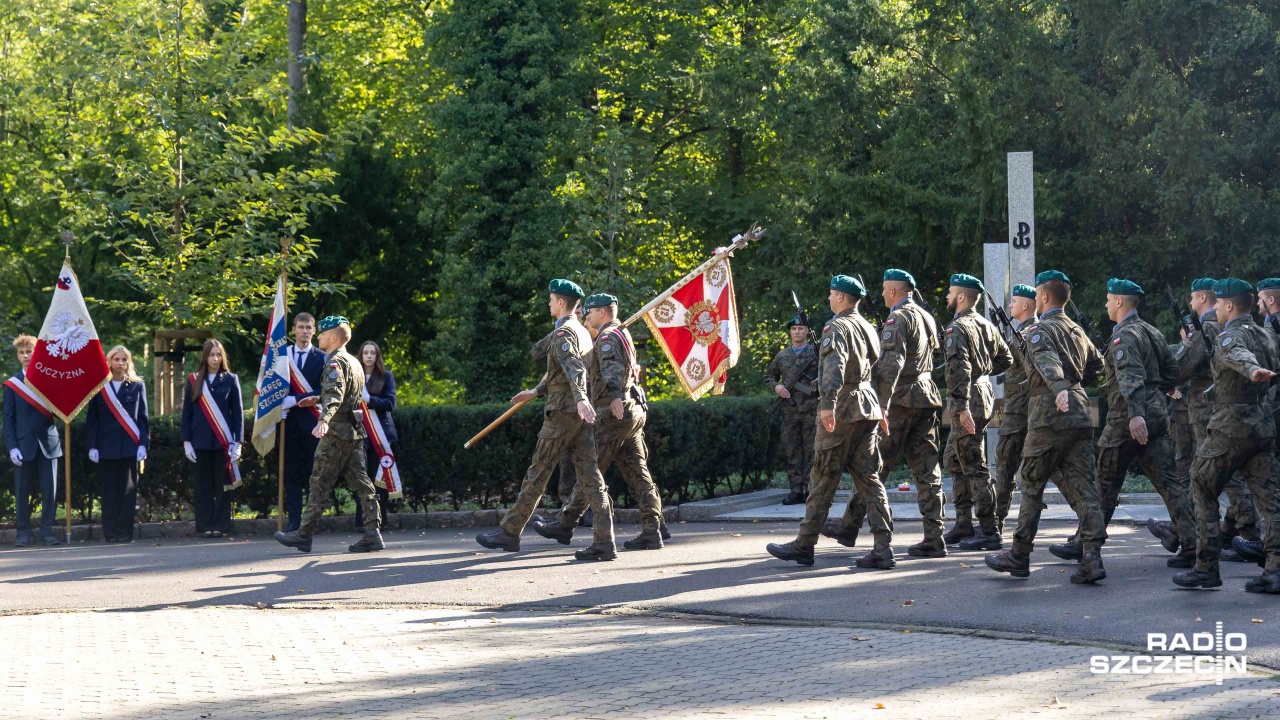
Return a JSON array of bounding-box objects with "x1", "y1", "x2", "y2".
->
[
  {"x1": 998, "y1": 316, "x2": 1036, "y2": 436},
  {"x1": 943, "y1": 307, "x2": 1013, "y2": 419},
  {"x1": 589, "y1": 320, "x2": 641, "y2": 414},
  {"x1": 1206, "y1": 315, "x2": 1279, "y2": 439},
  {"x1": 1098, "y1": 313, "x2": 1179, "y2": 447},
  {"x1": 318, "y1": 346, "x2": 368, "y2": 441},
  {"x1": 764, "y1": 343, "x2": 819, "y2": 407},
  {"x1": 1021, "y1": 309, "x2": 1104, "y2": 434},
  {"x1": 533, "y1": 315, "x2": 592, "y2": 416},
  {"x1": 1173, "y1": 308, "x2": 1219, "y2": 427},
  {"x1": 872, "y1": 298, "x2": 942, "y2": 411},
  {"x1": 817, "y1": 308, "x2": 882, "y2": 424}
]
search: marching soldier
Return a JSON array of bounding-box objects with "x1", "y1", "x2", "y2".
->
[
  {"x1": 986, "y1": 271, "x2": 1109, "y2": 584},
  {"x1": 993, "y1": 284, "x2": 1038, "y2": 533},
  {"x1": 475, "y1": 280, "x2": 617, "y2": 560},
  {"x1": 1173, "y1": 279, "x2": 1280, "y2": 593},
  {"x1": 1050, "y1": 279, "x2": 1196, "y2": 568},
  {"x1": 766, "y1": 275, "x2": 895, "y2": 569},
  {"x1": 942, "y1": 274, "x2": 1014, "y2": 552},
  {"x1": 534, "y1": 293, "x2": 670, "y2": 550},
  {"x1": 825, "y1": 269, "x2": 946, "y2": 557},
  {"x1": 764, "y1": 312, "x2": 819, "y2": 505},
  {"x1": 274, "y1": 316, "x2": 385, "y2": 554}
]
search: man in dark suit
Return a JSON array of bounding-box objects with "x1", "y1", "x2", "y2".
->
[
  {"x1": 4, "y1": 335, "x2": 63, "y2": 547},
  {"x1": 280, "y1": 313, "x2": 323, "y2": 532}
]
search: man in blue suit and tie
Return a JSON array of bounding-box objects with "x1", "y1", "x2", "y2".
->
[
  {"x1": 4, "y1": 335, "x2": 63, "y2": 547},
  {"x1": 280, "y1": 313, "x2": 324, "y2": 532}
]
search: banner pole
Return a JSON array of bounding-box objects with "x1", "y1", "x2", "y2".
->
[
  {"x1": 64, "y1": 420, "x2": 72, "y2": 543},
  {"x1": 277, "y1": 237, "x2": 290, "y2": 531}
]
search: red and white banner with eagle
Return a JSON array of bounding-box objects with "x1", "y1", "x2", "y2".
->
[{"x1": 26, "y1": 259, "x2": 110, "y2": 421}]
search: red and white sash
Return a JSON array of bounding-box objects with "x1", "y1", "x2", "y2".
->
[
  {"x1": 288, "y1": 351, "x2": 321, "y2": 419},
  {"x1": 4, "y1": 376, "x2": 53, "y2": 420},
  {"x1": 101, "y1": 382, "x2": 141, "y2": 445},
  {"x1": 360, "y1": 399, "x2": 402, "y2": 499},
  {"x1": 190, "y1": 374, "x2": 242, "y2": 490},
  {"x1": 607, "y1": 326, "x2": 642, "y2": 385}
]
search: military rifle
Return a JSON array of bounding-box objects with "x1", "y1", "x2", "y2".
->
[
  {"x1": 1066, "y1": 298, "x2": 1104, "y2": 350},
  {"x1": 1165, "y1": 285, "x2": 1213, "y2": 358},
  {"x1": 984, "y1": 291, "x2": 1026, "y2": 355},
  {"x1": 857, "y1": 274, "x2": 885, "y2": 329}
]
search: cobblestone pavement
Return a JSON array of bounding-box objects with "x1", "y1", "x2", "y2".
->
[{"x1": 1, "y1": 607, "x2": 1276, "y2": 720}]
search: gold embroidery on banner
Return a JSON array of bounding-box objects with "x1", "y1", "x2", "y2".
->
[
  {"x1": 654, "y1": 300, "x2": 677, "y2": 324},
  {"x1": 707, "y1": 262, "x2": 728, "y2": 288},
  {"x1": 685, "y1": 357, "x2": 707, "y2": 382},
  {"x1": 684, "y1": 300, "x2": 721, "y2": 347}
]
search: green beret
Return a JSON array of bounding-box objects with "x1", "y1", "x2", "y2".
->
[
  {"x1": 1257, "y1": 278, "x2": 1280, "y2": 291},
  {"x1": 883, "y1": 268, "x2": 916, "y2": 287},
  {"x1": 786, "y1": 314, "x2": 808, "y2": 329},
  {"x1": 949, "y1": 273, "x2": 984, "y2": 292},
  {"x1": 1035, "y1": 270, "x2": 1071, "y2": 287},
  {"x1": 318, "y1": 315, "x2": 350, "y2": 333},
  {"x1": 1106, "y1": 278, "x2": 1144, "y2": 296},
  {"x1": 1190, "y1": 277, "x2": 1217, "y2": 292},
  {"x1": 1011, "y1": 284, "x2": 1036, "y2": 300},
  {"x1": 548, "y1": 278, "x2": 585, "y2": 299},
  {"x1": 1213, "y1": 278, "x2": 1253, "y2": 298},
  {"x1": 583, "y1": 293, "x2": 617, "y2": 310},
  {"x1": 830, "y1": 274, "x2": 866, "y2": 298}
]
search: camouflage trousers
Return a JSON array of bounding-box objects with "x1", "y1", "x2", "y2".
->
[
  {"x1": 943, "y1": 413, "x2": 997, "y2": 533},
  {"x1": 299, "y1": 437, "x2": 381, "y2": 536},
  {"x1": 798, "y1": 420, "x2": 891, "y2": 546},
  {"x1": 781, "y1": 403, "x2": 817, "y2": 494},
  {"x1": 842, "y1": 406, "x2": 943, "y2": 541},
  {"x1": 994, "y1": 427, "x2": 1027, "y2": 533},
  {"x1": 561, "y1": 412, "x2": 663, "y2": 532},
  {"x1": 500, "y1": 410, "x2": 615, "y2": 547},
  {"x1": 1012, "y1": 428, "x2": 1107, "y2": 556},
  {"x1": 1088, "y1": 432, "x2": 1197, "y2": 550},
  {"x1": 1190, "y1": 433, "x2": 1280, "y2": 574},
  {"x1": 1189, "y1": 416, "x2": 1260, "y2": 540},
  {"x1": 555, "y1": 452, "x2": 577, "y2": 507}
]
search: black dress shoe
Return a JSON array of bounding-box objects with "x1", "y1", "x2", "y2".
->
[
  {"x1": 766, "y1": 541, "x2": 814, "y2": 566},
  {"x1": 1172, "y1": 569, "x2": 1222, "y2": 589},
  {"x1": 476, "y1": 529, "x2": 520, "y2": 552},
  {"x1": 274, "y1": 530, "x2": 313, "y2": 553}
]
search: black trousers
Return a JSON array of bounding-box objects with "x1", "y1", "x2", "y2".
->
[
  {"x1": 192, "y1": 450, "x2": 232, "y2": 533},
  {"x1": 97, "y1": 458, "x2": 137, "y2": 541},
  {"x1": 283, "y1": 428, "x2": 319, "y2": 532},
  {"x1": 14, "y1": 453, "x2": 58, "y2": 539},
  {"x1": 354, "y1": 440, "x2": 392, "y2": 530}
]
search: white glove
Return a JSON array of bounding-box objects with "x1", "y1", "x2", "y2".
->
[
  {"x1": 88, "y1": 449, "x2": 100, "y2": 464},
  {"x1": 9, "y1": 448, "x2": 21, "y2": 466},
  {"x1": 183, "y1": 441, "x2": 197, "y2": 463},
  {"x1": 282, "y1": 396, "x2": 298, "y2": 410},
  {"x1": 136, "y1": 446, "x2": 147, "y2": 462},
  {"x1": 361, "y1": 386, "x2": 371, "y2": 402},
  {"x1": 229, "y1": 442, "x2": 241, "y2": 463}
]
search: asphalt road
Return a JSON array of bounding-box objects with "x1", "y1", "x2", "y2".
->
[{"x1": 2, "y1": 520, "x2": 1277, "y2": 670}]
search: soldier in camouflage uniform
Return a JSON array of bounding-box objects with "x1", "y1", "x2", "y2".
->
[
  {"x1": 937, "y1": 274, "x2": 1013, "y2": 552},
  {"x1": 764, "y1": 314, "x2": 819, "y2": 505},
  {"x1": 274, "y1": 316, "x2": 385, "y2": 554},
  {"x1": 1228, "y1": 277, "x2": 1280, "y2": 565},
  {"x1": 1050, "y1": 279, "x2": 1196, "y2": 568},
  {"x1": 825, "y1": 269, "x2": 946, "y2": 557},
  {"x1": 766, "y1": 275, "x2": 896, "y2": 569},
  {"x1": 993, "y1": 284, "x2": 1038, "y2": 534},
  {"x1": 476, "y1": 279, "x2": 617, "y2": 561},
  {"x1": 535, "y1": 293, "x2": 670, "y2": 550},
  {"x1": 1173, "y1": 278, "x2": 1280, "y2": 593},
  {"x1": 531, "y1": 316, "x2": 583, "y2": 511},
  {"x1": 986, "y1": 271, "x2": 1109, "y2": 584}
]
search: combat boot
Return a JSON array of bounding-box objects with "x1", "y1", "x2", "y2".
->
[
  {"x1": 531, "y1": 517, "x2": 574, "y2": 545},
  {"x1": 1231, "y1": 536, "x2": 1265, "y2": 566},
  {"x1": 348, "y1": 529, "x2": 385, "y2": 553},
  {"x1": 958, "y1": 530, "x2": 1002, "y2": 551},
  {"x1": 574, "y1": 542, "x2": 617, "y2": 561},
  {"x1": 906, "y1": 538, "x2": 947, "y2": 558},
  {"x1": 942, "y1": 520, "x2": 973, "y2": 546},
  {"x1": 660, "y1": 520, "x2": 672, "y2": 541},
  {"x1": 1146, "y1": 518, "x2": 1179, "y2": 553},
  {"x1": 1172, "y1": 569, "x2": 1222, "y2": 589},
  {"x1": 820, "y1": 519, "x2": 858, "y2": 548},
  {"x1": 1244, "y1": 570, "x2": 1280, "y2": 594},
  {"x1": 766, "y1": 540, "x2": 815, "y2": 566},
  {"x1": 623, "y1": 528, "x2": 664, "y2": 551},
  {"x1": 274, "y1": 530, "x2": 312, "y2": 553},
  {"x1": 1048, "y1": 541, "x2": 1083, "y2": 561},
  {"x1": 854, "y1": 538, "x2": 896, "y2": 570},
  {"x1": 1167, "y1": 548, "x2": 1196, "y2": 568},
  {"x1": 985, "y1": 550, "x2": 1031, "y2": 578},
  {"x1": 781, "y1": 490, "x2": 808, "y2": 506},
  {"x1": 1070, "y1": 551, "x2": 1106, "y2": 584},
  {"x1": 475, "y1": 529, "x2": 520, "y2": 552}
]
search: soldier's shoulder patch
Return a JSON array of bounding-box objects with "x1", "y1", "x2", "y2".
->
[
  {"x1": 1221, "y1": 336, "x2": 1233, "y2": 347},
  {"x1": 1028, "y1": 325, "x2": 1039, "y2": 332},
  {"x1": 946, "y1": 327, "x2": 954, "y2": 334},
  {"x1": 1115, "y1": 349, "x2": 1124, "y2": 360},
  {"x1": 882, "y1": 331, "x2": 891, "y2": 340},
  {"x1": 946, "y1": 337, "x2": 954, "y2": 348},
  {"x1": 1112, "y1": 337, "x2": 1121, "y2": 345},
  {"x1": 822, "y1": 324, "x2": 830, "y2": 332},
  {"x1": 1031, "y1": 333, "x2": 1042, "y2": 344},
  {"x1": 557, "y1": 330, "x2": 566, "y2": 338},
  {"x1": 822, "y1": 337, "x2": 831, "y2": 347},
  {"x1": 329, "y1": 371, "x2": 339, "y2": 379},
  {"x1": 561, "y1": 342, "x2": 570, "y2": 351},
  {"x1": 885, "y1": 317, "x2": 896, "y2": 325},
  {"x1": 601, "y1": 342, "x2": 612, "y2": 352},
  {"x1": 329, "y1": 362, "x2": 339, "y2": 369}
]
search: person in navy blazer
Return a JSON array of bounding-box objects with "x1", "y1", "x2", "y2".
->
[
  {"x1": 86, "y1": 345, "x2": 150, "y2": 543},
  {"x1": 180, "y1": 339, "x2": 242, "y2": 538},
  {"x1": 355, "y1": 340, "x2": 396, "y2": 531},
  {"x1": 280, "y1": 313, "x2": 323, "y2": 532},
  {"x1": 4, "y1": 335, "x2": 63, "y2": 547}
]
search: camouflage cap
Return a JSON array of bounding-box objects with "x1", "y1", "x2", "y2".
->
[
  {"x1": 882, "y1": 268, "x2": 917, "y2": 287},
  {"x1": 1106, "y1": 278, "x2": 1144, "y2": 296},
  {"x1": 1212, "y1": 278, "x2": 1253, "y2": 298},
  {"x1": 830, "y1": 274, "x2": 866, "y2": 298},
  {"x1": 1190, "y1": 277, "x2": 1217, "y2": 292},
  {"x1": 1256, "y1": 278, "x2": 1280, "y2": 292},
  {"x1": 949, "y1": 273, "x2": 984, "y2": 292},
  {"x1": 1011, "y1": 284, "x2": 1036, "y2": 300},
  {"x1": 318, "y1": 315, "x2": 350, "y2": 333},
  {"x1": 1035, "y1": 270, "x2": 1071, "y2": 287},
  {"x1": 548, "y1": 278, "x2": 585, "y2": 299},
  {"x1": 583, "y1": 293, "x2": 618, "y2": 310}
]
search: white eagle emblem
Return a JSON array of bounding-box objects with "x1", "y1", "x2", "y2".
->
[{"x1": 43, "y1": 311, "x2": 91, "y2": 359}]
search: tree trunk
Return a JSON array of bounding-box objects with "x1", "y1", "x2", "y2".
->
[{"x1": 286, "y1": 1, "x2": 307, "y2": 129}]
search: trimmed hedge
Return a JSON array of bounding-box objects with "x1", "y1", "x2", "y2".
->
[{"x1": 0, "y1": 396, "x2": 784, "y2": 524}]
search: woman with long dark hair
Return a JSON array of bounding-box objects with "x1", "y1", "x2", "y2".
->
[
  {"x1": 355, "y1": 340, "x2": 397, "y2": 531},
  {"x1": 180, "y1": 339, "x2": 243, "y2": 538},
  {"x1": 86, "y1": 345, "x2": 150, "y2": 543}
]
